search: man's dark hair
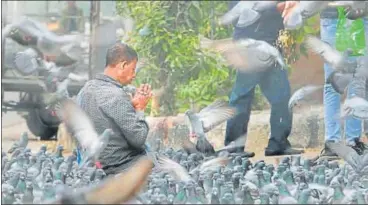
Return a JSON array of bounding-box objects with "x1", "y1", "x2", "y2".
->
[{"x1": 105, "y1": 42, "x2": 138, "y2": 67}]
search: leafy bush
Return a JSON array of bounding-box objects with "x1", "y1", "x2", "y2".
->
[
  {"x1": 117, "y1": 1, "x2": 236, "y2": 115},
  {"x1": 117, "y1": 1, "x2": 321, "y2": 115}
]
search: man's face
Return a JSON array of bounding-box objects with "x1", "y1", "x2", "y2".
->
[{"x1": 116, "y1": 59, "x2": 137, "y2": 85}]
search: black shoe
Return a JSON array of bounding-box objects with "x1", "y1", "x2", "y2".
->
[
  {"x1": 216, "y1": 146, "x2": 255, "y2": 158},
  {"x1": 311, "y1": 142, "x2": 340, "y2": 163},
  {"x1": 350, "y1": 138, "x2": 368, "y2": 155},
  {"x1": 264, "y1": 147, "x2": 304, "y2": 156},
  {"x1": 239, "y1": 151, "x2": 255, "y2": 158}
]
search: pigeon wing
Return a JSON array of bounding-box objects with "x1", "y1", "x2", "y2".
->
[
  {"x1": 326, "y1": 141, "x2": 362, "y2": 171},
  {"x1": 197, "y1": 100, "x2": 236, "y2": 133},
  {"x1": 216, "y1": 135, "x2": 246, "y2": 153},
  {"x1": 189, "y1": 156, "x2": 229, "y2": 175},
  {"x1": 305, "y1": 35, "x2": 345, "y2": 71},
  {"x1": 219, "y1": 1, "x2": 253, "y2": 26},
  {"x1": 156, "y1": 155, "x2": 193, "y2": 183},
  {"x1": 58, "y1": 99, "x2": 99, "y2": 150},
  {"x1": 326, "y1": 71, "x2": 353, "y2": 95},
  {"x1": 236, "y1": 8, "x2": 261, "y2": 28}
]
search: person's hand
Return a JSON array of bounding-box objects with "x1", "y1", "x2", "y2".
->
[
  {"x1": 345, "y1": 7, "x2": 367, "y2": 20},
  {"x1": 131, "y1": 84, "x2": 152, "y2": 111},
  {"x1": 277, "y1": 1, "x2": 300, "y2": 24}
]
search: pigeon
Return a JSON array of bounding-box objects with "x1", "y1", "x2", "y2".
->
[
  {"x1": 185, "y1": 99, "x2": 236, "y2": 155},
  {"x1": 55, "y1": 99, "x2": 114, "y2": 167},
  {"x1": 215, "y1": 135, "x2": 247, "y2": 154},
  {"x1": 219, "y1": 1, "x2": 278, "y2": 28},
  {"x1": 50, "y1": 157, "x2": 153, "y2": 204},
  {"x1": 283, "y1": 1, "x2": 331, "y2": 30},
  {"x1": 341, "y1": 96, "x2": 368, "y2": 120},
  {"x1": 326, "y1": 141, "x2": 368, "y2": 176},
  {"x1": 41, "y1": 78, "x2": 71, "y2": 108},
  {"x1": 4, "y1": 17, "x2": 83, "y2": 57},
  {"x1": 200, "y1": 36, "x2": 286, "y2": 72},
  {"x1": 288, "y1": 85, "x2": 323, "y2": 112},
  {"x1": 8, "y1": 132, "x2": 29, "y2": 154},
  {"x1": 155, "y1": 155, "x2": 228, "y2": 183},
  {"x1": 327, "y1": 56, "x2": 368, "y2": 95},
  {"x1": 305, "y1": 35, "x2": 358, "y2": 73},
  {"x1": 326, "y1": 71, "x2": 355, "y2": 95}
]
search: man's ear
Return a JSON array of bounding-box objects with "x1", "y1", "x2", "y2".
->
[{"x1": 120, "y1": 61, "x2": 127, "y2": 70}]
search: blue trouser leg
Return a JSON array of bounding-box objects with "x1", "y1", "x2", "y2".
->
[
  {"x1": 259, "y1": 64, "x2": 292, "y2": 151},
  {"x1": 320, "y1": 18, "x2": 362, "y2": 144},
  {"x1": 225, "y1": 63, "x2": 292, "y2": 151},
  {"x1": 224, "y1": 71, "x2": 260, "y2": 146}
]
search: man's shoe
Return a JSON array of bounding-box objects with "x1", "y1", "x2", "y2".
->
[
  {"x1": 350, "y1": 138, "x2": 368, "y2": 155},
  {"x1": 216, "y1": 146, "x2": 255, "y2": 158},
  {"x1": 239, "y1": 151, "x2": 255, "y2": 158},
  {"x1": 311, "y1": 142, "x2": 340, "y2": 163},
  {"x1": 264, "y1": 148, "x2": 304, "y2": 156}
]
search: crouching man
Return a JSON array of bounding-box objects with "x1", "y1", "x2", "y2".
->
[{"x1": 76, "y1": 42, "x2": 152, "y2": 175}]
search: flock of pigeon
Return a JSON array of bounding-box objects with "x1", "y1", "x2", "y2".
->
[
  {"x1": 3, "y1": 1, "x2": 368, "y2": 204},
  {"x1": 2, "y1": 129, "x2": 368, "y2": 204}
]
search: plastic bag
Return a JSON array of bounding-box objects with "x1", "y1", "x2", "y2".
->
[{"x1": 336, "y1": 7, "x2": 366, "y2": 56}]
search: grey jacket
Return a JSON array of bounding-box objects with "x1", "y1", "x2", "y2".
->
[{"x1": 76, "y1": 73, "x2": 149, "y2": 175}]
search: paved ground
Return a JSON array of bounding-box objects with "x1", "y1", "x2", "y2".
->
[{"x1": 2, "y1": 101, "x2": 323, "y2": 166}]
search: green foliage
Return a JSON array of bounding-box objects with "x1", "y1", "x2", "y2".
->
[
  {"x1": 117, "y1": 1, "x2": 237, "y2": 115},
  {"x1": 277, "y1": 14, "x2": 321, "y2": 68}
]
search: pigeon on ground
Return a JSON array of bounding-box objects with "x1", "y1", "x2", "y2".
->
[
  {"x1": 326, "y1": 141, "x2": 368, "y2": 176},
  {"x1": 8, "y1": 132, "x2": 29, "y2": 154},
  {"x1": 185, "y1": 99, "x2": 236, "y2": 155}
]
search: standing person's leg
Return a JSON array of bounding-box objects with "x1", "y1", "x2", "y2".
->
[
  {"x1": 225, "y1": 70, "x2": 262, "y2": 157},
  {"x1": 258, "y1": 63, "x2": 303, "y2": 156},
  {"x1": 364, "y1": 18, "x2": 368, "y2": 139},
  {"x1": 345, "y1": 55, "x2": 363, "y2": 149},
  {"x1": 346, "y1": 18, "x2": 368, "y2": 154},
  {"x1": 365, "y1": 78, "x2": 368, "y2": 138},
  {"x1": 318, "y1": 18, "x2": 342, "y2": 158}
]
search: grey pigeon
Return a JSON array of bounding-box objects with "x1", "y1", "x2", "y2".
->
[
  {"x1": 215, "y1": 134, "x2": 247, "y2": 154},
  {"x1": 326, "y1": 141, "x2": 368, "y2": 176},
  {"x1": 200, "y1": 36, "x2": 286, "y2": 72},
  {"x1": 8, "y1": 132, "x2": 28, "y2": 154},
  {"x1": 326, "y1": 71, "x2": 355, "y2": 94},
  {"x1": 327, "y1": 56, "x2": 368, "y2": 96},
  {"x1": 56, "y1": 99, "x2": 114, "y2": 167},
  {"x1": 185, "y1": 99, "x2": 236, "y2": 154},
  {"x1": 3, "y1": 17, "x2": 83, "y2": 58},
  {"x1": 305, "y1": 35, "x2": 357, "y2": 73},
  {"x1": 288, "y1": 85, "x2": 323, "y2": 112},
  {"x1": 41, "y1": 78, "x2": 71, "y2": 108},
  {"x1": 341, "y1": 96, "x2": 368, "y2": 120},
  {"x1": 284, "y1": 1, "x2": 331, "y2": 30},
  {"x1": 219, "y1": 1, "x2": 278, "y2": 28},
  {"x1": 155, "y1": 154, "x2": 228, "y2": 183}
]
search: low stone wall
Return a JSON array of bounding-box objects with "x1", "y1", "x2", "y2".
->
[{"x1": 144, "y1": 105, "x2": 327, "y2": 151}]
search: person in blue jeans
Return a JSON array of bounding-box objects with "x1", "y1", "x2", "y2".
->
[
  {"x1": 224, "y1": 1, "x2": 304, "y2": 157},
  {"x1": 316, "y1": 7, "x2": 368, "y2": 158}
]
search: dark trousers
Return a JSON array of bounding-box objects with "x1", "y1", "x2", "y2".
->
[{"x1": 224, "y1": 63, "x2": 292, "y2": 151}]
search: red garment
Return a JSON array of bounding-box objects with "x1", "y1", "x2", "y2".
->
[{"x1": 95, "y1": 161, "x2": 102, "y2": 169}]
